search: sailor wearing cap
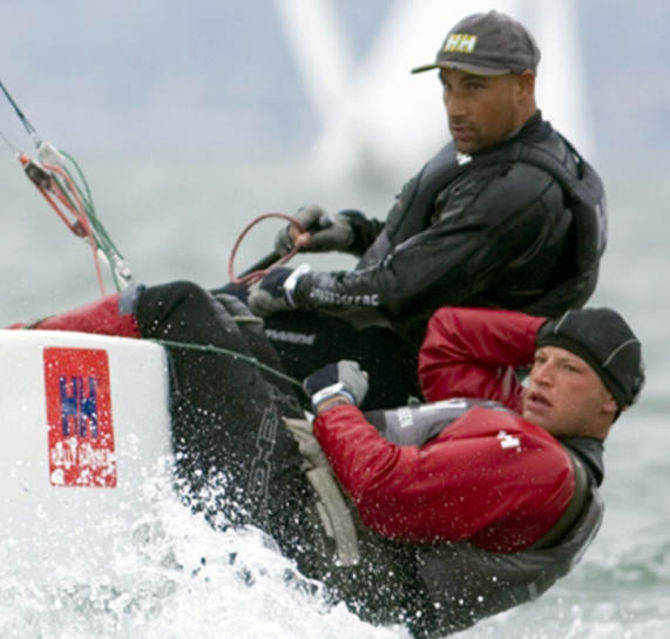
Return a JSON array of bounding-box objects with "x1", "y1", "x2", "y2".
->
[
  {"x1": 412, "y1": 10, "x2": 541, "y2": 154},
  {"x1": 248, "y1": 10, "x2": 608, "y2": 414}
]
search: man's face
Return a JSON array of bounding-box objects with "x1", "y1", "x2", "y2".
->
[
  {"x1": 440, "y1": 68, "x2": 530, "y2": 154},
  {"x1": 522, "y1": 346, "x2": 617, "y2": 438}
]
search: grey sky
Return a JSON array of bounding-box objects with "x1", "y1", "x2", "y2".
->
[{"x1": 0, "y1": 1, "x2": 667, "y2": 165}]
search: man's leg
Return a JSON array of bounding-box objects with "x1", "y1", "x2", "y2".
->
[
  {"x1": 134, "y1": 282, "x2": 307, "y2": 530},
  {"x1": 262, "y1": 311, "x2": 420, "y2": 409}
]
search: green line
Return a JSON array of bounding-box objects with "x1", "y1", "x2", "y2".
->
[
  {"x1": 58, "y1": 150, "x2": 131, "y2": 292},
  {"x1": 60, "y1": 150, "x2": 94, "y2": 205},
  {"x1": 152, "y1": 338, "x2": 304, "y2": 389}
]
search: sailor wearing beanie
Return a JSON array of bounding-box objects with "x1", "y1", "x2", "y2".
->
[
  {"x1": 536, "y1": 308, "x2": 644, "y2": 413},
  {"x1": 303, "y1": 305, "x2": 644, "y2": 636}
]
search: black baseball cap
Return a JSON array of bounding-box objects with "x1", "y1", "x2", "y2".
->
[
  {"x1": 411, "y1": 10, "x2": 541, "y2": 76},
  {"x1": 536, "y1": 308, "x2": 645, "y2": 410}
]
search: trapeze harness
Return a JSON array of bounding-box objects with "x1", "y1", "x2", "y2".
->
[
  {"x1": 285, "y1": 399, "x2": 604, "y2": 638},
  {"x1": 357, "y1": 124, "x2": 607, "y2": 317}
]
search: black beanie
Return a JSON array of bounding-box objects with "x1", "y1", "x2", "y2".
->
[{"x1": 536, "y1": 308, "x2": 644, "y2": 409}]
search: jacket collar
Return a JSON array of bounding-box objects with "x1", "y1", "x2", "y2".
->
[
  {"x1": 472, "y1": 110, "x2": 550, "y2": 158},
  {"x1": 560, "y1": 436, "x2": 605, "y2": 486},
  {"x1": 515, "y1": 109, "x2": 548, "y2": 141}
]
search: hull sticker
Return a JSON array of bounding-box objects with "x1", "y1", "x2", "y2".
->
[{"x1": 44, "y1": 347, "x2": 117, "y2": 487}]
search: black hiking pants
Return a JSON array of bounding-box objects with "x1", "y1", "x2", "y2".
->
[{"x1": 133, "y1": 281, "x2": 317, "y2": 548}]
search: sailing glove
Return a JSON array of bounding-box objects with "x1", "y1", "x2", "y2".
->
[
  {"x1": 248, "y1": 264, "x2": 310, "y2": 317},
  {"x1": 274, "y1": 205, "x2": 355, "y2": 255},
  {"x1": 303, "y1": 360, "x2": 369, "y2": 412}
]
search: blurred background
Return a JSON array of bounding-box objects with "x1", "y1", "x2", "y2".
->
[
  {"x1": 1, "y1": 0, "x2": 666, "y2": 398},
  {"x1": 0, "y1": 0, "x2": 667, "y2": 295},
  {"x1": 0, "y1": 2, "x2": 668, "y2": 637}
]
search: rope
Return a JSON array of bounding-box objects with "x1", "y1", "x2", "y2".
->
[
  {"x1": 0, "y1": 79, "x2": 41, "y2": 146},
  {"x1": 20, "y1": 153, "x2": 108, "y2": 295},
  {"x1": 0, "y1": 77, "x2": 133, "y2": 295},
  {"x1": 60, "y1": 150, "x2": 128, "y2": 264},
  {"x1": 227, "y1": 212, "x2": 305, "y2": 286},
  {"x1": 152, "y1": 337, "x2": 304, "y2": 390}
]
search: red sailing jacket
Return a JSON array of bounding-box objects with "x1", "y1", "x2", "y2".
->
[{"x1": 312, "y1": 308, "x2": 576, "y2": 553}]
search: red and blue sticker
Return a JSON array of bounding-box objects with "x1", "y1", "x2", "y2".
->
[{"x1": 44, "y1": 347, "x2": 117, "y2": 487}]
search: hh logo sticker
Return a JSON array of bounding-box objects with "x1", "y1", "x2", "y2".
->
[
  {"x1": 497, "y1": 430, "x2": 521, "y2": 451},
  {"x1": 443, "y1": 33, "x2": 477, "y2": 54},
  {"x1": 44, "y1": 348, "x2": 117, "y2": 487}
]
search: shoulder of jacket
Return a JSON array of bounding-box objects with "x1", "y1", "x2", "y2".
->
[
  {"x1": 434, "y1": 132, "x2": 576, "y2": 220},
  {"x1": 459, "y1": 159, "x2": 561, "y2": 219}
]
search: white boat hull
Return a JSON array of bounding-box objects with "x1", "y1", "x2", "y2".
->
[{"x1": 0, "y1": 329, "x2": 173, "y2": 582}]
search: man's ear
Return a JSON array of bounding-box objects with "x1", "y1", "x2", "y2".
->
[
  {"x1": 602, "y1": 393, "x2": 618, "y2": 417},
  {"x1": 516, "y1": 70, "x2": 535, "y2": 101}
]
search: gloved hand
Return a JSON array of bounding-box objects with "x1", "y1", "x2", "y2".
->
[
  {"x1": 212, "y1": 280, "x2": 250, "y2": 305},
  {"x1": 303, "y1": 360, "x2": 369, "y2": 413},
  {"x1": 247, "y1": 265, "x2": 310, "y2": 317},
  {"x1": 274, "y1": 205, "x2": 354, "y2": 255}
]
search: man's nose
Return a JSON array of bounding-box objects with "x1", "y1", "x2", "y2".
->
[
  {"x1": 444, "y1": 91, "x2": 467, "y2": 119},
  {"x1": 532, "y1": 362, "x2": 554, "y2": 386}
]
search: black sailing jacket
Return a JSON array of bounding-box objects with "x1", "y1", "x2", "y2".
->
[{"x1": 292, "y1": 112, "x2": 607, "y2": 348}]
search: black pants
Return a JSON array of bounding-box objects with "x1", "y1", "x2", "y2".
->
[
  {"x1": 134, "y1": 281, "x2": 315, "y2": 547},
  {"x1": 260, "y1": 311, "x2": 420, "y2": 410}
]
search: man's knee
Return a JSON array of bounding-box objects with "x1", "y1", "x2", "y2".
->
[
  {"x1": 19, "y1": 286, "x2": 143, "y2": 338},
  {"x1": 136, "y1": 280, "x2": 220, "y2": 339}
]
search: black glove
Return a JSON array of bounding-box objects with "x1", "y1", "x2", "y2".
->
[
  {"x1": 303, "y1": 360, "x2": 369, "y2": 412},
  {"x1": 247, "y1": 265, "x2": 310, "y2": 317},
  {"x1": 211, "y1": 280, "x2": 250, "y2": 305},
  {"x1": 274, "y1": 205, "x2": 355, "y2": 255}
]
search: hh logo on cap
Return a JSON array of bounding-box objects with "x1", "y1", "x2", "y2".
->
[
  {"x1": 444, "y1": 33, "x2": 477, "y2": 54},
  {"x1": 44, "y1": 347, "x2": 117, "y2": 488}
]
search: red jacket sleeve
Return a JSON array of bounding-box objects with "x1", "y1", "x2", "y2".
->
[
  {"x1": 313, "y1": 308, "x2": 573, "y2": 553},
  {"x1": 418, "y1": 307, "x2": 545, "y2": 410},
  {"x1": 314, "y1": 404, "x2": 574, "y2": 552}
]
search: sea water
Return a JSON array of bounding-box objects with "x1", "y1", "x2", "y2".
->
[{"x1": 0, "y1": 152, "x2": 668, "y2": 638}]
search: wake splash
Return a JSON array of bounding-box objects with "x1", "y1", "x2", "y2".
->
[
  {"x1": 5, "y1": 415, "x2": 666, "y2": 639},
  {"x1": 0, "y1": 466, "x2": 405, "y2": 639}
]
